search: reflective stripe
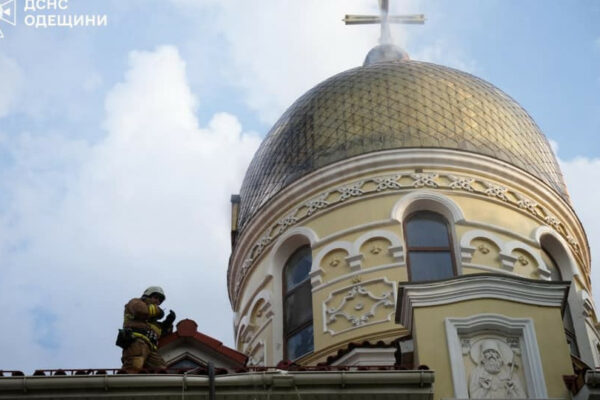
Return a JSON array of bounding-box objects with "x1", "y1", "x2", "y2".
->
[
  {"x1": 148, "y1": 304, "x2": 157, "y2": 317},
  {"x1": 131, "y1": 332, "x2": 157, "y2": 351}
]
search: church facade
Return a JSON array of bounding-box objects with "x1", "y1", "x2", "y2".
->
[{"x1": 228, "y1": 40, "x2": 599, "y2": 400}]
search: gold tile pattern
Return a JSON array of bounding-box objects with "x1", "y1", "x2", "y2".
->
[{"x1": 238, "y1": 60, "x2": 567, "y2": 231}]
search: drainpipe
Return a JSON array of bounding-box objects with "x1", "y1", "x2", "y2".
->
[{"x1": 208, "y1": 362, "x2": 215, "y2": 400}]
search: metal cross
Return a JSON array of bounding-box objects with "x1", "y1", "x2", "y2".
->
[{"x1": 342, "y1": 0, "x2": 425, "y2": 45}]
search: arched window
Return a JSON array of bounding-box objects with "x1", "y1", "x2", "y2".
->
[
  {"x1": 404, "y1": 211, "x2": 456, "y2": 281},
  {"x1": 283, "y1": 246, "x2": 314, "y2": 360}
]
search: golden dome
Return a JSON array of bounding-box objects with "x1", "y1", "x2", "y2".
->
[{"x1": 238, "y1": 60, "x2": 567, "y2": 231}]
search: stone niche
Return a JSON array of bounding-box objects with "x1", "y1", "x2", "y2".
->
[{"x1": 445, "y1": 314, "x2": 547, "y2": 399}]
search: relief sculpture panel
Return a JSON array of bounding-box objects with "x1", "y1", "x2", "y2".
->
[
  {"x1": 466, "y1": 338, "x2": 527, "y2": 399},
  {"x1": 323, "y1": 278, "x2": 395, "y2": 335}
]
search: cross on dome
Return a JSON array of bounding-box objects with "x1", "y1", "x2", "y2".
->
[{"x1": 342, "y1": 0, "x2": 425, "y2": 45}]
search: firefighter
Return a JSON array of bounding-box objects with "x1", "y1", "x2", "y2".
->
[{"x1": 119, "y1": 286, "x2": 176, "y2": 373}]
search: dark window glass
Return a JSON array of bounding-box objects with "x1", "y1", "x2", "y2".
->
[
  {"x1": 405, "y1": 213, "x2": 450, "y2": 247},
  {"x1": 283, "y1": 246, "x2": 313, "y2": 360},
  {"x1": 286, "y1": 325, "x2": 314, "y2": 360},
  {"x1": 407, "y1": 251, "x2": 454, "y2": 281},
  {"x1": 285, "y1": 247, "x2": 312, "y2": 291},
  {"x1": 405, "y1": 211, "x2": 455, "y2": 282},
  {"x1": 284, "y1": 280, "x2": 312, "y2": 333}
]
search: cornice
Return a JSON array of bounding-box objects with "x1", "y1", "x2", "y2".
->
[{"x1": 395, "y1": 273, "x2": 570, "y2": 331}]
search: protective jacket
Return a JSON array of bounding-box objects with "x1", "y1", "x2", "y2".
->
[{"x1": 123, "y1": 298, "x2": 164, "y2": 350}]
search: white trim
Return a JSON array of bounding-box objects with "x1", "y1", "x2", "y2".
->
[
  {"x1": 390, "y1": 190, "x2": 465, "y2": 224},
  {"x1": 459, "y1": 229, "x2": 551, "y2": 278},
  {"x1": 535, "y1": 226, "x2": 579, "y2": 280},
  {"x1": 391, "y1": 191, "x2": 464, "y2": 276},
  {"x1": 459, "y1": 229, "x2": 503, "y2": 264},
  {"x1": 445, "y1": 314, "x2": 547, "y2": 398},
  {"x1": 398, "y1": 275, "x2": 569, "y2": 332},
  {"x1": 569, "y1": 286, "x2": 598, "y2": 367},
  {"x1": 247, "y1": 340, "x2": 267, "y2": 367},
  {"x1": 266, "y1": 227, "x2": 318, "y2": 364},
  {"x1": 311, "y1": 241, "x2": 353, "y2": 286},
  {"x1": 504, "y1": 240, "x2": 551, "y2": 278},
  {"x1": 234, "y1": 275, "x2": 273, "y2": 328},
  {"x1": 312, "y1": 262, "x2": 403, "y2": 292},
  {"x1": 314, "y1": 219, "x2": 398, "y2": 248},
  {"x1": 331, "y1": 347, "x2": 396, "y2": 366},
  {"x1": 461, "y1": 262, "x2": 522, "y2": 276},
  {"x1": 352, "y1": 229, "x2": 404, "y2": 263},
  {"x1": 311, "y1": 231, "x2": 404, "y2": 287}
]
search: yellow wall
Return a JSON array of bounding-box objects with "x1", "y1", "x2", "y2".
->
[
  {"x1": 232, "y1": 168, "x2": 590, "y2": 374},
  {"x1": 412, "y1": 299, "x2": 573, "y2": 399}
]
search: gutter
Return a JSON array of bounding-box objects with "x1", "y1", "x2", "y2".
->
[{"x1": 0, "y1": 370, "x2": 434, "y2": 397}]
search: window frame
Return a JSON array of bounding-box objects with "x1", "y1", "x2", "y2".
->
[
  {"x1": 403, "y1": 210, "x2": 457, "y2": 282},
  {"x1": 282, "y1": 245, "x2": 314, "y2": 361}
]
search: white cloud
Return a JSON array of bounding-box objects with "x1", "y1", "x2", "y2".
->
[
  {"x1": 170, "y1": 1, "x2": 474, "y2": 125},
  {"x1": 411, "y1": 38, "x2": 477, "y2": 73},
  {"x1": 0, "y1": 54, "x2": 24, "y2": 118},
  {"x1": 171, "y1": 0, "x2": 426, "y2": 124},
  {"x1": 0, "y1": 45, "x2": 260, "y2": 371}
]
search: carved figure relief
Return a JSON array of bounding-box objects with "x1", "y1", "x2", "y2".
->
[{"x1": 468, "y1": 339, "x2": 527, "y2": 399}]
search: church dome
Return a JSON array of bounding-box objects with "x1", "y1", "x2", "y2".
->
[{"x1": 238, "y1": 59, "x2": 567, "y2": 231}]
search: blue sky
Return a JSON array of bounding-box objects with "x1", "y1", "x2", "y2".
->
[{"x1": 0, "y1": 0, "x2": 599, "y2": 372}]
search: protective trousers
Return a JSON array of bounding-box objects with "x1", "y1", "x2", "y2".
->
[{"x1": 121, "y1": 338, "x2": 167, "y2": 373}]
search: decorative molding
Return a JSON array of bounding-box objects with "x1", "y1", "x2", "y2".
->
[
  {"x1": 483, "y1": 182, "x2": 509, "y2": 202},
  {"x1": 323, "y1": 278, "x2": 396, "y2": 336},
  {"x1": 390, "y1": 190, "x2": 465, "y2": 224},
  {"x1": 460, "y1": 229, "x2": 503, "y2": 264},
  {"x1": 311, "y1": 241, "x2": 353, "y2": 286},
  {"x1": 312, "y1": 262, "x2": 403, "y2": 292},
  {"x1": 310, "y1": 231, "x2": 404, "y2": 287},
  {"x1": 397, "y1": 274, "x2": 570, "y2": 332},
  {"x1": 448, "y1": 175, "x2": 475, "y2": 192},
  {"x1": 230, "y1": 165, "x2": 583, "y2": 305},
  {"x1": 459, "y1": 229, "x2": 551, "y2": 279},
  {"x1": 247, "y1": 340, "x2": 266, "y2": 367},
  {"x1": 331, "y1": 347, "x2": 397, "y2": 366},
  {"x1": 374, "y1": 175, "x2": 402, "y2": 191},
  {"x1": 304, "y1": 192, "x2": 330, "y2": 216},
  {"x1": 352, "y1": 229, "x2": 404, "y2": 262},
  {"x1": 534, "y1": 226, "x2": 579, "y2": 280},
  {"x1": 411, "y1": 172, "x2": 439, "y2": 188},
  {"x1": 337, "y1": 181, "x2": 365, "y2": 201},
  {"x1": 345, "y1": 254, "x2": 363, "y2": 271},
  {"x1": 504, "y1": 240, "x2": 551, "y2": 278},
  {"x1": 236, "y1": 291, "x2": 273, "y2": 347},
  {"x1": 445, "y1": 314, "x2": 547, "y2": 399}
]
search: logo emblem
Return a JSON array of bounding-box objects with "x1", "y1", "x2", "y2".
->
[{"x1": 0, "y1": 0, "x2": 16, "y2": 39}]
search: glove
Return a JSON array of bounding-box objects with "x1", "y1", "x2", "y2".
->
[
  {"x1": 164, "y1": 310, "x2": 176, "y2": 326},
  {"x1": 160, "y1": 310, "x2": 176, "y2": 335}
]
